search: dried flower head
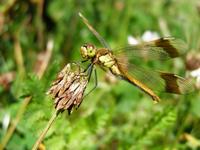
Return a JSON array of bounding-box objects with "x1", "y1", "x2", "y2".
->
[
  {"x1": 186, "y1": 53, "x2": 200, "y2": 71},
  {"x1": 0, "y1": 72, "x2": 15, "y2": 90},
  {"x1": 47, "y1": 63, "x2": 89, "y2": 114},
  {"x1": 186, "y1": 53, "x2": 200, "y2": 89}
]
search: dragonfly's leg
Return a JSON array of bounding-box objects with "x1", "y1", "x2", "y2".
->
[
  {"x1": 71, "y1": 60, "x2": 88, "y2": 65},
  {"x1": 99, "y1": 65, "x2": 107, "y2": 72},
  {"x1": 76, "y1": 62, "x2": 92, "y2": 77},
  {"x1": 70, "y1": 60, "x2": 89, "y2": 74},
  {"x1": 82, "y1": 63, "x2": 93, "y2": 73},
  {"x1": 83, "y1": 67, "x2": 98, "y2": 99},
  {"x1": 88, "y1": 64, "x2": 94, "y2": 81}
]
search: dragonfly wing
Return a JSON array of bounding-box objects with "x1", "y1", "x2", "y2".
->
[
  {"x1": 113, "y1": 37, "x2": 188, "y2": 61},
  {"x1": 79, "y1": 12, "x2": 111, "y2": 49},
  {"x1": 159, "y1": 72, "x2": 195, "y2": 94},
  {"x1": 116, "y1": 61, "x2": 194, "y2": 94}
]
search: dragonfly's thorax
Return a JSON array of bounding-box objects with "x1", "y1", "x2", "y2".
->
[{"x1": 94, "y1": 48, "x2": 121, "y2": 75}]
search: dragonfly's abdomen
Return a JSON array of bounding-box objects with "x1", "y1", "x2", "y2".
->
[
  {"x1": 119, "y1": 70, "x2": 161, "y2": 103},
  {"x1": 96, "y1": 49, "x2": 160, "y2": 102}
]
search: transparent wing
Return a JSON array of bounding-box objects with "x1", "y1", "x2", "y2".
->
[
  {"x1": 116, "y1": 60, "x2": 194, "y2": 94},
  {"x1": 113, "y1": 37, "x2": 188, "y2": 61},
  {"x1": 79, "y1": 12, "x2": 111, "y2": 49}
]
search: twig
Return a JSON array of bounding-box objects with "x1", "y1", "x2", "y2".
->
[
  {"x1": 14, "y1": 34, "x2": 25, "y2": 78},
  {"x1": 36, "y1": 39, "x2": 53, "y2": 79},
  {"x1": 32, "y1": 110, "x2": 59, "y2": 150},
  {"x1": 36, "y1": 0, "x2": 44, "y2": 49},
  {"x1": 1, "y1": 0, "x2": 17, "y2": 14}
]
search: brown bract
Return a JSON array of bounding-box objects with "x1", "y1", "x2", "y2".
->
[
  {"x1": 0, "y1": 71, "x2": 15, "y2": 90},
  {"x1": 47, "y1": 63, "x2": 88, "y2": 114}
]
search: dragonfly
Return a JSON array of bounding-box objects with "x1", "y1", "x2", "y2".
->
[{"x1": 78, "y1": 12, "x2": 194, "y2": 103}]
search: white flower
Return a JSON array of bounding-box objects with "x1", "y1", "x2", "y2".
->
[
  {"x1": 127, "y1": 35, "x2": 139, "y2": 45},
  {"x1": 2, "y1": 113, "x2": 10, "y2": 132},
  {"x1": 190, "y1": 68, "x2": 200, "y2": 88},
  {"x1": 141, "y1": 31, "x2": 160, "y2": 42},
  {"x1": 191, "y1": 68, "x2": 200, "y2": 77},
  {"x1": 127, "y1": 31, "x2": 160, "y2": 45}
]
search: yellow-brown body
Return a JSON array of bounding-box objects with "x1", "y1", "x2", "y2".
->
[{"x1": 93, "y1": 48, "x2": 160, "y2": 102}]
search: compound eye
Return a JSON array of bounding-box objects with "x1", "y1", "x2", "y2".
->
[
  {"x1": 80, "y1": 45, "x2": 88, "y2": 58},
  {"x1": 88, "y1": 46, "x2": 92, "y2": 51}
]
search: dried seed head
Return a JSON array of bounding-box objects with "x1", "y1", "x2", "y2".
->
[
  {"x1": 186, "y1": 53, "x2": 200, "y2": 71},
  {"x1": 47, "y1": 63, "x2": 88, "y2": 114}
]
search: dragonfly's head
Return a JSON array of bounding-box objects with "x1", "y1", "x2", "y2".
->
[{"x1": 80, "y1": 43, "x2": 97, "y2": 60}]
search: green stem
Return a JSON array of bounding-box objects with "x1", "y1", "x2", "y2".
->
[{"x1": 32, "y1": 110, "x2": 59, "y2": 150}]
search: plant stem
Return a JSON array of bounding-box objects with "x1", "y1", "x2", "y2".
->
[{"x1": 32, "y1": 110, "x2": 59, "y2": 150}]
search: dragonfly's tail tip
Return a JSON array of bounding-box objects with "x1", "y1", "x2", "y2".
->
[
  {"x1": 152, "y1": 96, "x2": 161, "y2": 104},
  {"x1": 153, "y1": 100, "x2": 159, "y2": 104},
  {"x1": 78, "y1": 12, "x2": 83, "y2": 17}
]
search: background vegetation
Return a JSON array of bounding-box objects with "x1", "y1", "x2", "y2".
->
[{"x1": 0, "y1": 0, "x2": 200, "y2": 149}]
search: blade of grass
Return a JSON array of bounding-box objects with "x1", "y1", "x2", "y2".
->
[
  {"x1": 0, "y1": 39, "x2": 53, "y2": 150},
  {"x1": 14, "y1": 33, "x2": 25, "y2": 78}
]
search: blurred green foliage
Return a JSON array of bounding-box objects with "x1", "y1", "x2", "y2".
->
[{"x1": 0, "y1": 0, "x2": 200, "y2": 149}]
